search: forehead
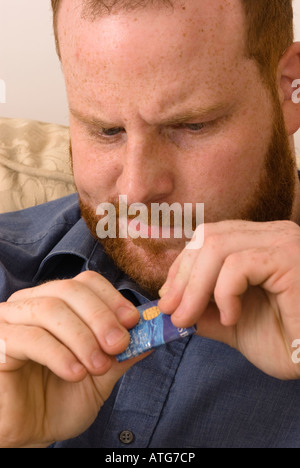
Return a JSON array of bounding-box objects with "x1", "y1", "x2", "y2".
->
[
  {"x1": 58, "y1": 0, "x2": 246, "y2": 56},
  {"x1": 57, "y1": 0, "x2": 248, "y2": 115}
]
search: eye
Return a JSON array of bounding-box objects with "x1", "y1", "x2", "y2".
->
[
  {"x1": 167, "y1": 119, "x2": 217, "y2": 145},
  {"x1": 182, "y1": 123, "x2": 206, "y2": 132},
  {"x1": 87, "y1": 125, "x2": 126, "y2": 145},
  {"x1": 101, "y1": 127, "x2": 125, "y2": 136}
]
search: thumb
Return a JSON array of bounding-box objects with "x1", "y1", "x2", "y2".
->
[{"x1": 92, "y1": 352, "x2": 152, "y2": 403}]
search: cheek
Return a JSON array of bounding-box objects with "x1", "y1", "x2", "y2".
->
[
  {"x1": 70, "y1": 133, "x2": 119, "y2": 205},
  {"x1": 182, "y1": 127, "x2": 270, "y2": 213}
]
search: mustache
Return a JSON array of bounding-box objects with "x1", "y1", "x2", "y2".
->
[{"x1": 97, "y1": 196, "x2": 199, "y2": 231}]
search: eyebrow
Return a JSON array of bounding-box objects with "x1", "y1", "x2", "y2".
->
[
  {"x1": 157, "y1": 103, "x2": 232, "y2": 126},
  {"x1": 70, "y1": 108, "x2": 115, "y2": 128},
  {"x1": 70, "y1": 102, "x2": 231, "y2": 128}
]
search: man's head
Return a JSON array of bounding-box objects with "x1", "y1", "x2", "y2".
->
[
  {"x1": 51, "y1": 0, "x2": 300, "y2": 296},
  {"x1": 51, "y1": 0, "x2": 294, "y2": 90}
]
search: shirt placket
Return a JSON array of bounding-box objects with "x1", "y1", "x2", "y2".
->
[{"x1": 99, "y1": 338, "x2": 190, "y2": 448}]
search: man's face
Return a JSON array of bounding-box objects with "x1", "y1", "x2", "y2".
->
[{"x1": 57, "y1": 0, "x2": 296, "y2": 296}]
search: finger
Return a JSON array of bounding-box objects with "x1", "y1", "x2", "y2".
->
[
  {"x1": 158, "y1": 225, "x2": 242, "y2": 317},
  {"x1": 158, "y1": 248, "x2": 199, "y2": 314},
  {"x1": 159, "y1": 248, "x2": 185, "y2": 296},
  {"x1": 166, "y1": 240, "x2": 225, "y2": 328},
  {"x1": 74, "y1": 271, "x2": 140, "y2": 329},
  {"x1": 8, "y1": 275, "x2": 132, "y2": 356},
  {"x1": 213, "y1": 246, "x2": 290, "y2": 327},
  {"x1": 9, "y1": 271, "x2": 139, "y2": 329},
  {"x1": 213, "y1": 251, "x2": 250, "y2": 326},
  {"x1": 0, "y1": 322, "x2": 88, "y2": 382},
  {"x1": 194, "y1": 301, "x2": 237, "y2": 348},
  {"x1": 93, "y1": 351, "x2": 154, "y2": 403},
  {"x1": 160, "y1": 221, "x2": 290, "y2": 325},
  {"x1": 0, "y1": 298, "x2": 113, "y2": 375}
]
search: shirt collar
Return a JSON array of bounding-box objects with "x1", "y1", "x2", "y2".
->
[{"x1": 34, "y1": 216, "x2": 153, "y2": 303}]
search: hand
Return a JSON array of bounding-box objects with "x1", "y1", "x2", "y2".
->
[
  {"x1": 159, "y1": 220, "x2": 300, "y2": 380},
  {"x1": 0, "y1": 271, "x2": 143, "y2": 447}
]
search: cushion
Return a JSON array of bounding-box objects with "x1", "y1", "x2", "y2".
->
[{"x1": 0, "y1": 117, "x2": 76, "y2": 213}]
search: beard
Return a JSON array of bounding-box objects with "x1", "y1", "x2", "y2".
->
[{"x1": 77, "y1": 96, "x2": 297, "y2": 298}]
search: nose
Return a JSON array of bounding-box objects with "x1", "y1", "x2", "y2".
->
[{"x1": 116, "y1": 136, "x2": 174, "y2": 205}]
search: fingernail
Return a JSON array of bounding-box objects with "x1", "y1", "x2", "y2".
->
[
  {"x1": 159, "y1": 286, "x2": 169, "y2": 298},
  {"x1": 91, "y1": 350, "x2": 109, "y2": 369},
  {"x1": 173, "y1": 305, "x2": 184, "y2": 318},
  {"x1": 105, "y1": 327, "x2": 127, "y2": 347},
  {"x1": 158, "y1": 297, "x2": 173, "y2": 315},
  {"x1": 72, "y1": 362, "x2": 86, "y2": 375}
]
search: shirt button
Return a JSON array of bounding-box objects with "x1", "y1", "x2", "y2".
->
[{"x1": 119, "y1": 430, "x2": 134, "y2": 444}]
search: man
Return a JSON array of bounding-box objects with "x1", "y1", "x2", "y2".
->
[{"x1": 0, "y1": 0, "x2": 300, "y2": 447}]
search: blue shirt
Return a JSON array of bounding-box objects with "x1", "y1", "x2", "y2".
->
[{"x1": 1, "y1": 193, "x2": 300, "y2": 448}]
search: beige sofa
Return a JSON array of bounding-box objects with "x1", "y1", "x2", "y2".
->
[{"x1": 0, "y1": 117, "x2": 76, "y2": 213}]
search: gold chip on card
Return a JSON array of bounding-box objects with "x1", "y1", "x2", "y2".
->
[{"x1": 143, "y1": 306, "x2": 161, "y2": 321}]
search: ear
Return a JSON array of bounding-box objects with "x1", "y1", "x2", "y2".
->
[{"x1": 278, "y1": 42, "x2": 300, "y2": 136}]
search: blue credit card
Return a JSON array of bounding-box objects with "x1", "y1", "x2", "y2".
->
[{"x1": 116, "y1": 300, "x2": 196, "y2": 362}]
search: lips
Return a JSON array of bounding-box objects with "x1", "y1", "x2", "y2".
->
[{"x1": 125, "y1": 218, "x2": 182, "y2": 239}]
